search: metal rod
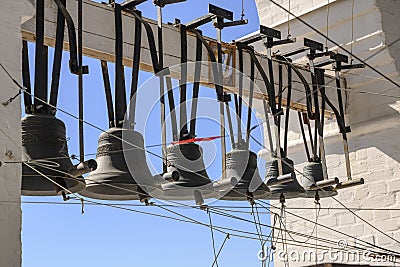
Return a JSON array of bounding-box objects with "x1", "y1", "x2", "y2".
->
[
  {"x1": 100, "y1": 60, "x2": 115, "y2": 127},
  {"x1": 49, "y1": 0, "x2": 66, "y2": 112},
  {"x1": 157, "y1": 5, "x2": 167, "y2": 173},
  {"x1": 225, "y1": 101, "x2": 235, "y2": 146},
  {"x1": 308, "y1": 59, "x2": 319, "y2": 160},
  {"x1": 189, "y1": 34, "x2": 203, "y2": 138},
  {"x1": 335, "y1": 69, "x2": 352, "y2": 180},
  {"x1": 166, "y1": 77, "x2": 178, "y2": 140},
  {"x1": 237, "y1": 47, "x2": 243, "y2": 144},
  {"x1": 216, "y1": 25, "x2": 226, "y2": 179},
  {"x1": 283, "y1": 63, "x2": 292, "y2": 155},
  {"x1": 129, "y1": 11, "x2": 142, "y2": 130},
  {"x1": 78, "y1": 0, "x2": 84, "y2": 162},
  {"x1": 266, "y1": 41, "x2": 282, "y2": 174},
  {"x1": 34, "y1": 0, "x2": 47, "y2": 112},
  {"x1": 22, "y1": 40, "x2": 32, "y2": 113}
]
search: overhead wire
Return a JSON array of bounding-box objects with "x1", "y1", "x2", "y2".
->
[{"x1": 208, "y1": 209, "x2": 219, "y2": 267}]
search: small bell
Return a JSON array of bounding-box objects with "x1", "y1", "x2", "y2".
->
[
  {"x1": 301, "y1": 162, "x2": 338, "y2": 198},
  {"x1": 80, "y1": 127, "x2": 159, "y2": 201},
  {"x1": 218, "y1": 149, "x2": 269, "y2": 200},
  {"x1": 265, "y1": 157, "x2": 306, "y2": 199},
  {"x1": 160, "y1": 143, "x2": 214, "y2": 200},
  {"x1": 21, "y1": 114, "x2": 86, "y2": 196}
]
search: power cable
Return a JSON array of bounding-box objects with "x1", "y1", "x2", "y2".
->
[{"x1": 208, "y1": 210, "x2": 219, "y2": 267}]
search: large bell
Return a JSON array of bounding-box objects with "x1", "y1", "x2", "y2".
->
[
  {"x1": 21, "y1": 114, "x2": 86, "y2": 196},
  {"x1": 80, "y1": 127, "x2": 158, "y2": 201},
  {"x1": 219, "y1": 149, "x2": 269, "y2": 200},
  {"x1": 301, "y1": 162, "x2": 338, "y2": 198},
  {"x1": 160, "y1": 143, "x2": 214, "y2": 200},
  {"x1": 265, "y1": 157, "x2": 306, "y2": 199}
]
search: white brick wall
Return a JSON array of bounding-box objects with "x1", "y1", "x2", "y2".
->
[
  {"x1": 255, "y1": 0, "x2": 400, "y2": 265},
  {"x1": 0, "y1": 1, "x2": 34, "y2": 267}
]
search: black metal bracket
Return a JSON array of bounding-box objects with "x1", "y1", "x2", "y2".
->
[
  {"x1": 260, "y1": 26, "x2": 295, "y2": 49},
  {"x1": 153, "y1": 0, "x2": 186, "y2": 7},
  {"x1": 186, "y1": 14, "x2": 215, "y2": 30},
  {"x1": 279, "y1": 47, "x2": 309, "y2": 57},
  {"x1": 304, "y1": 38, "x2": 324, "y2": 60},
  {"x1": 209, "y1": 4, "x2": 233, "y2": 21}
]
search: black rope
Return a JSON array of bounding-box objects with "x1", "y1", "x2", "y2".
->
[
  {"x1": 33, "y1": 0, "x2": 48, "y2": 113},
  {"x1": 100, "y1": 60, "x2": 115, "y2": 127},
  {"x1": 114, "y1": 3, "x2": 127, "y2": 127}
]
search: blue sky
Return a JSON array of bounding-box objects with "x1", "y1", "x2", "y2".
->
[{"x1": 21, "y1": 1, "x2": 275, "y2": 266}]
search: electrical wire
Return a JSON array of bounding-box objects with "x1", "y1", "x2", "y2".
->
[{"x1": 208, "y1": 210, "x2": 219, "y2": 267}]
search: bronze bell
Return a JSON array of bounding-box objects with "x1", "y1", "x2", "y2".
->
[
  {"x1": 265, "y1": 157, "x2": 306, "y2": 199},
  {"x1": 80, "y1": 127, "x2": 158, "y2": 201},
  {"x1": 21, "y1": 114, "x2": 86, "y2": 196},
  {"x1": 160, "y1": 143, "x2": 214, "y2": 200},
  {"x1": 301, "y1": 162, "x2": 338, "y2": 198},
  {"x1": 219, "y1": 149, "x2": 269, "y2": 201}
]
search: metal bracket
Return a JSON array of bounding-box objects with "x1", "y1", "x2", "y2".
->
[
  {"x1": 304, "y1": 38, "x2": 324, "y2": 52},
  {"x1": 209, "y1": 4, "x2": 233, "y2": 21},
  {"x1": 186, "y1": 14, "x2": 215, "y2": 29},
  {"x1": 153, "y1": 0, "x2": 186, "y2": 7}
]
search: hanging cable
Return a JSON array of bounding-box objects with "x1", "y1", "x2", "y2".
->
[
  {"x1": 211, "y1": 234, "x2": 230, "y2": 267},
  {"x1": 287, "y1": 0, "x2": 291, "y2": 37},
  {"x1": 208, "y1": 209, "x2": 219, "y2": 267},
  {"x1": 325, "y1": 0, "x2": 330, "y2": 51}
]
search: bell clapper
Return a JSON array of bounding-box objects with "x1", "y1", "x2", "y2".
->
[{"x1": 61, "y1": 191, "x2": 70, "y2": 201}]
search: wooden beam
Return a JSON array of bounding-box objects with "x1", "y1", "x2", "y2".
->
[{"x1": 21, "y1": 0, "x2": 342, "y2": 117}]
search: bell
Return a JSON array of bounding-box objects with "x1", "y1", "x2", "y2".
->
[
  {"x1": 301, "y1": 162, "x2": 338, "y2": 198},
  {"x1": 160, "y1": 143, "x2": 214, "y2": 200},
  {"x1": 80, "y1": 127, "x2": 159, "y2": 201},
  {"x1": 265, "y1": 157, "x2": 306, "y2": 199},
  {"x1": 21, "y1": 114, "x2": 86, "y2": 196},
  {"x1": 219, "y1": 149, "x2": 269, "y2": 200}
]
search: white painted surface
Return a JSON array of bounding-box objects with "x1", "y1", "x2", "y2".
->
[
  {"x1": 0, "y1": 1, "x2": 34, "y2": 266},
  {"x1": 254, "y1": 0, "x2": 400, "y2": 265}
]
